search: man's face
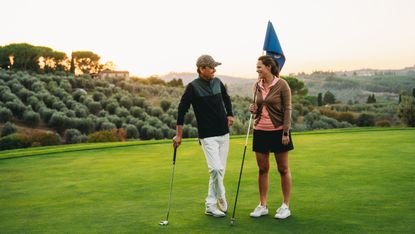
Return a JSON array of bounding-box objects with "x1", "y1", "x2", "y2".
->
[{"x1": 199, "y1": 66, "x2": 216, "y2": 80}]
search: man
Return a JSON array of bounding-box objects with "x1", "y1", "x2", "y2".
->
[{"x1": 173, "y1": 55, "x2": 234, "y2": 218}]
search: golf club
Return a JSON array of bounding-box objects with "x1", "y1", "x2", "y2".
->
[
  {"x1": 230, "y1": 85, "x2": 258, "y2": 226},
  {"x1": 159, "y1": 147, "x2": 177, "y2": 226}
]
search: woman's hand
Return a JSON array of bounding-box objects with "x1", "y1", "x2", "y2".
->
[
  {"x1": 282, "y1": 135, "x2": 290, "y2": 145},
  {"x1": 249, "y1": 104, "x2": 257, "y2": 114}
]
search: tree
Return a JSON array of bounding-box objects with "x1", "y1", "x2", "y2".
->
[
  {"x1": 160, "y1": 100, "x2": 171, "y2": 112},
  {"x1": 323, "y1": 91, "x2": 336, "y2": 104},
  {"x1": 356, "y1": 113, "x2": 375, "y2": 127},
  {"x1": 366, "y1": 94, "x2": 376, "y2": 104},
  {"x1": 71, "y1": 51, "x2": 101, "y2": 75},
  {"x1": 1, "y1": 122, "x2": 17, "y2": 137},
  {"x1": 412, "y1": 88, "x2": 415, "y2": 98},
  {"x1": 167, "y1": 78, "x2": 184, "y2": 87},
  {"x1": 398, "y1": 96, "x2": 415, "y2": 127},
  {"x1": 282, "y1": 76, "x2": 308, "y2": 96},
  {"x1": 317, "y1": 93, "x2": 323, "y2": 106},
  {"x1": 69, "y1": 56, "x2": 75, "y2": 74},
  {"x1": 0, "y1": 43, "x2": 67, "y2": 72}
]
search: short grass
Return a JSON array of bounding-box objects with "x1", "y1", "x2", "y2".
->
[{"x1": 1, "y1": 128, "x2": 414, "y2": 233}]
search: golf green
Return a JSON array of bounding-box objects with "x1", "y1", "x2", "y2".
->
[{"x1": 1, "y1": 128, "x2": 414, "y2": 233}]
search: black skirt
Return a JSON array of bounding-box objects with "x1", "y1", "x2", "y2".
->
[{"x1": 252, "y1": 129, "x2": 294, "y2": 153}]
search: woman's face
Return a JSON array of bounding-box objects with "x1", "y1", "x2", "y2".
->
[{"x1": 256, "y1": 60, "x2": 271, "y2": 79}]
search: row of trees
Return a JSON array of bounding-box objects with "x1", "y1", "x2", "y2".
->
[{"x1": 0, "y1": 43, "x2": 109, "y2": 75}]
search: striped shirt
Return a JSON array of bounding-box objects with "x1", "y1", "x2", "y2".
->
[{"x1": 254, "y1": 77, "x2": 284, "y2": 131}]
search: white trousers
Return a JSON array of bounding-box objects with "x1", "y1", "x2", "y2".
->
[{"x1": 200, "y1": 133, "x2": 230, "y2": 207}]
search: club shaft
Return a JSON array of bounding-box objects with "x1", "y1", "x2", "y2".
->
[
  {"x1": 165, "y1": 148, "x2": 177, "y2": 221},
  {"x1": 231, "y1": 114, "x2": 253, "y2": 220}
]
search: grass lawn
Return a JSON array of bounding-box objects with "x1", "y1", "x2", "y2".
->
[{"x1": 1, "y1": 128, "x2": 415, "y2": 233}]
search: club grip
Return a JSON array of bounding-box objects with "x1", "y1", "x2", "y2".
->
[{"x1": 172, "y1": 147, "x2": 177, "y2": 164}]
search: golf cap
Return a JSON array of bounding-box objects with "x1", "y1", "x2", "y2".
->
[{"x1": 196, "y1": 55, "x2": 221, "y2": 68}]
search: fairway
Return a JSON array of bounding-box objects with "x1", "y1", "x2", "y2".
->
[{"x1": 1, "y1": 129, "x2": 415, "y2": 233}]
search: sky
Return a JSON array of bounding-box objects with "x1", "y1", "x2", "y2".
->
[{"x1": 2, "y1": 0, "x2": 415, "y2": 78}]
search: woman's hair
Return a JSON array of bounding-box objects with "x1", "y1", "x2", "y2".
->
[{"x1": 258, "y1": 55, "x2": 280, "y2": 77}]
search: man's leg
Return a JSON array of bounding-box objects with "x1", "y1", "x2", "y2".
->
[
  {"x1": 217, "y1": 134, "x2": 229, "y2": 198},
  {"x1": 200, "y1": 136, "x2": 224, "y2": 207}
]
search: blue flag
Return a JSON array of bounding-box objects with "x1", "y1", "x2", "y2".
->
[{"x1": 263, "y1": 21, "x2": 285, "y2": 71}]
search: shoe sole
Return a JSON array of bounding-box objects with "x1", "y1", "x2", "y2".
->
[
  {"x1": 274, "y1": 213, "x2": 291, "y2": 219},
  {"x1": 250, "y1": 212, "x2": 269, "y2": 218},
  {"x1": 205, "y1": 211, "x2": 226, "y2": 218}
]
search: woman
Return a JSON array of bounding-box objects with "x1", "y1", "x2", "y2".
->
[{"x1": 249, "y1": 55, "x2": 294, "y2": 219}]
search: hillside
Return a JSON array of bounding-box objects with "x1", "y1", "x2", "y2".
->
[{"x1": 161, "y1": 66, "x2": 415, "y2": 102}]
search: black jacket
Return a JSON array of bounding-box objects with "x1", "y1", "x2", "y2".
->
[{"x1": 177, "y1": 77, "x2": 233, "y2": 138}]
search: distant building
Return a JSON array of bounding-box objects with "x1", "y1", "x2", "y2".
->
[{"x1": 97, "y1": 69, "x2": 129, "y2": 79}]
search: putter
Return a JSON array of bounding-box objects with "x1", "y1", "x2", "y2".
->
[
  {"x1": 159, "y1": 147, "x2": 177, "y2": 226},
  {"x1": 230, "y1": 84, "x2": 258, "y2": 226}
]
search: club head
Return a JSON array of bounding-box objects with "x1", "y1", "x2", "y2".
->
[
  {"x1": 159, "y1": 220, "x2": 168, "y2": 226},
  {"x1": 230, "y1": 218, "x2": 235, "y2": 226}
]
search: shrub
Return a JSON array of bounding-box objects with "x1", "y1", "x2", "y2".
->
[
  {"x1": 1, "y1": 91, "x2": 17, "y2": 103},
  {"x1": 27, "y1": 96, "x2": 44, "y2": 112},
  {"x1": 88, "y1": 101, "x2": 102, "y2": 115},
  {"x1": 398, "y1": 96, "x2": 415, "y2": 127},
  {"x1": 105, "y1": 102, "x2": 119, "y2": 114},
  {"x1": 31, "y1": 131, "x2": 61, "y2": 146},
  {"x1": 74, "y1": 105, "x2": 89, "y2": 118},
  {"x1": 39, "y1": 107, "x2": 55, "y2": 123},
  {"x1": 73, "y1": 118, "x2": 95, "y2": 134},
  {"x1": 337, "y1": 112, "x2": 356, "y2": 124},
  {"x1": 376, "y1": 119, "x2": 391, "y2": 127},
  {"x1": 130, "y1": 106, "x2": 145, "y2": 119},
  {"x1": 113, "y1": 128, "x2": 126, "y2": 141},
  {"x1": 52, "y1": 101, "x2": 67, "y2": 111},
  {"x1": 23, "y1": 110, "x2": 41, "y2": 128},
  {"x1": 92, "y1": 91, "x2": 105, "y2": 102},
  {"x1": 140, "y1": 124, "x2": 156, "y2": 140},
  {"x1": 1, "y1": 122, "x2": 17, "y2": 137},
  {"x1": 150, "y1": 107, "x2": 163, "y2": 118},
  {"x1": 49, "y1": 112, "x2": 71, "y2": 133},
  {"x1": 107, "y1": 115, "x2": 123, "y2": 128},
  {"x1": 160, "y1": 100, "x2": 171, "y2": 112},
  {"x1": 72, "y1": 89, "x2": 87, "y2": 101},
  {"x1": 0, "y1": 133, "x2": 30, "y2": 151},
  {"x1": 356, "y1": 113, "x2": 375, "y2": 127},
  {"x1": 88, "y1": 130, "x2": 117, "y2": 143},
  {"x1": 116, "y1": 107, "x2": 130, "y2": 118},
  {"x1": 125, "y1": 124, "x2": 139, "y2": 139},
  {"x1": 6, "y1": 101, "x2": 26, "y2": 119},
  {"x1": 64, "y1": 129, "x2": 82, "y2": 144},
  {"x1": 100, "y1": 121, "x2": 117, "y2": 130},
  {"x1": 120, "y1": 96, "x2": 133, "y2": 109},
  {"x1": 31, "y1": 81, "x2": 44, "y2": 92},
  {"x1": 132, "y1": 96, "x2": 146, "y2": 108},
  {"x1": 0, "y1": 107, "x2": 13, "y2": 122}
]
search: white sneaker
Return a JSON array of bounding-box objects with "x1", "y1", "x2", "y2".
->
[
  {"x1": 218, "y1": 197, "x2": 228, "y2": 213},
  {"x1": 250, "y1": 204, "x2": 269, "y2": 217},
  {"x1": 205, "y1": 206, "x2": 226, "y2": 217},
  {"x1": 274, "y1": 203, "x2": 291, "y2": 219}
]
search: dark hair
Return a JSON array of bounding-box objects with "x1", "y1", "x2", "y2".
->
[{"x1": 258, "y1": 55, "x2": 279, "y2": 77}]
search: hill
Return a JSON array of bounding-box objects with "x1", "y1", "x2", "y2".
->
[{"x1": 161, "y1": 66, "x2": 415, "y2": 102}]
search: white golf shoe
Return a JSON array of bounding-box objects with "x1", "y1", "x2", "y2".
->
[
  {"x1": 205, "y1": 206, "x2": 226, "y2": 218},
  {"x1": 249, "y1": 204, "x2": 269, "y2": 217},
  {"x1": 218, "y1": 197, "x2": 228, "y2": 213},
  {"x1": 274, "y1": 203, "x2": 291, "y2": 219}
]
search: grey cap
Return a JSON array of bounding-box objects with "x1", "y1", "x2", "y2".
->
[{"x1": 196, "y1": 55, "x2": 222, "y2": 68}]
